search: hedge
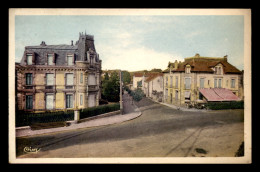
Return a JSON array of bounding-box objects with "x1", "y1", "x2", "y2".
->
[
  {"x1": 205, "y1": 101, "x2": 244, "y2": 110},
  {"x1": 15, "y1": 110, "x2": 74, "y2": 127},
  {"x1": 16, "y1": 103, "x2": 120, "y2": 127},
  {"x1": 80, "y1": 103, "x2": 120, "y2": 119}
]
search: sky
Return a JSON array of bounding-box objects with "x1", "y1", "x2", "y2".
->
[{"x1": 15, "y1": 15, "x2": 244, "y2": 71}]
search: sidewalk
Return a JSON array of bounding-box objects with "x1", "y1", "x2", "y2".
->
[
  {"x1": 147, "y1": 97, "x2": 208, "y2": 112},
  {"x1": 16, "y1": 91, "x2": 142, "y2": 138}
]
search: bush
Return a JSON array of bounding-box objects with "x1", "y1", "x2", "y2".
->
[
  {"x1": 205, "y1": 101, "x2": 244, "y2": 110},
  {"x1": 131, "y1": 88, "x2": 145, "y2": 102},
  {"x1": 16, "y1": 110, "x2": 74, "y2": 127},
  {"x1": 80, "y1": 103, "x2": 120, "y2": 119}
]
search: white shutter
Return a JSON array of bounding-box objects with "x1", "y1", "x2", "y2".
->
[
  {"x1": 88, "y1": 74, "x2": 96, "y2": 85},
  {"x1": 27, "y1": 54, "x2": 32, "y2": 65},
  {"x1": 47, "y1": 54, "x2": 53, "y2": 65},
  {"x1": 46, "y1": 74, "x2": 54, "y2": 85},
  {"x1": 66, "y1": 73, "x2": 74, "y2": 85},
  {"x1": 67, "y1": 55, "x2": 73, "y2": 65},
  {"x1": 46, "y1": 94, "x2": 54, "y2": 109}
]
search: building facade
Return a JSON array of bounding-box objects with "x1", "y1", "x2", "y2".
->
[
  {"x1": 15, "y1": 32, "x2": 102, "y2": 112},
  {"x1": 143, "y1": 73, "x2": 164, "y2": 101},
  {"x1": 163, "y1": 54, "x2": 243, "y2": 107}
]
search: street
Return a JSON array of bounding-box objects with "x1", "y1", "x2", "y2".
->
[{"x1": 16, "y1": 96, "x2": 244, "y2": 158}]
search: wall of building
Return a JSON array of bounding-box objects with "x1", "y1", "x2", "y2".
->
[
  {"x1": 132, "y1": 76, "x2": 143, "y2": 89},
  {"x1": 163, "y1": 71, "x2": 242, "y2": 107}
]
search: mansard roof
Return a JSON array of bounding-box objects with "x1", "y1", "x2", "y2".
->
[{"x1": 19, "y1": 32, "x2": 99, "y2": 66}]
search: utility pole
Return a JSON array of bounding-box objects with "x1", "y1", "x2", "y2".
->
[{"x1": 119, "y1": 70, "x2": 123, "y2": 114}]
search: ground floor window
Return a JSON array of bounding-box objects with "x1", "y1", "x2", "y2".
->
[
  {"x1": 26, "y1": 95, "x2": 33, "y2": 109},
  {"x1": 66, "y1": 94, "x2": 73, "y2": 108},
  {"x1": 199, "y1": 92, "x2": 203, "y2": 100},
  {"x1": 46, "y1": 94, "x2": 54, "y2": 110},
  {"x1": 80, "y1": 94, "x2": 83, "y2": 105}
]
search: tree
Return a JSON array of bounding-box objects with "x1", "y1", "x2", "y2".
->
[
  {"x1": 121, "y1": 71, "x2": 131, "y2": 85},
  {"x1": 104, "y1": 72, "x2": 109, "y2": 81},
  {"x1": 102, "y1": 71, "x2": 120, "y2": 102}
]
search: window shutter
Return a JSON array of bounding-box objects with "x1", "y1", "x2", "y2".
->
[
  {"x1": 32, "y1": 52, "x2": 35, "y2": 64},
  {"x1": 66, "y1": 73, "x2": 74, "y2": 85},
  {"x1": 46, "y1": 74, "x2": 54, "y2": 86},
  {"x1": 53, "y1": 53, "x2": 56, "y2": 64}
]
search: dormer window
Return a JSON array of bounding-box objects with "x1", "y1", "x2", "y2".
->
[
  {"x1": 26, "y1": 54, "x2": 33, "y2": 65},
  {"x1": 185, "y1": 65, "x2": 191, "y2": 74},
  {"x1": 214, "y1": 66, "x2": 222, "y2": 75},
  {"x1": 67, "y1": 54, "x2": 74, "y2": 66},
  {"x1": 47, "y1": 54, "x2": 54, "y2": 65}
]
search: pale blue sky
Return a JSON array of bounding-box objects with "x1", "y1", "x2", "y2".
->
[{"x1": 15, "y1": 15, "x2": 244, "y2": 71}]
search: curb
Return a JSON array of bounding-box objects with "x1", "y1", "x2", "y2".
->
[{"x1": 147, "y1": 97, "x2": 209, "y2": 113}]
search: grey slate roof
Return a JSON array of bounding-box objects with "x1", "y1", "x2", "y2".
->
[
  {"x1": 20, "y1": 33, "x2": 98, "y2": 66},
  {"x1": 25, "y1": 44, "x2": 78, "y2": 50}
]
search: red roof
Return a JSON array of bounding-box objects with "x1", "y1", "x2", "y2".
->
[
  {"x1": 199, "y1": 88, "x2": 240, "y2": 101},
  {"x1": 133, "y1": 73, "x2": 144, "y2": 77},
  {"x1": 145, "y1": 73, "x2": 163, "y2": 82},
  {"x1": 174, "y1": 57, "x2": 241, "y2": 74}
]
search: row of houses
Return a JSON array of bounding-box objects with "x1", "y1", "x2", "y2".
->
[{"x1": 132, "y1": 54, "x2": 243, "y2": 107}]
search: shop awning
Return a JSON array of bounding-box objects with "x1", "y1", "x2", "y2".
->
[{"x1": 199, "y1": 88, "x2": 240, "y2": 102}]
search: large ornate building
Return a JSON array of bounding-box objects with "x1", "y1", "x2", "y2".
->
[
  {"x1": 15, "y1": 32, "x2": 102, "y2": 112},
  {"x1": 163, "y1": 54, "x2": 243, "y2": 107}
]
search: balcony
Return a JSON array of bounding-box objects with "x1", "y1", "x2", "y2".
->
[{"x1": 88, "y1": 85, "x2": 99, "y2": 92}]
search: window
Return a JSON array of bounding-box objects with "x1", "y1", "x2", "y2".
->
[
  {"x1": 46, "y1": 94, "x2": 54, "y2": 110},
  {"x1": 66, "y1": 73, "x2": 74, "y2": 85},
  {"x1": 218, "y1": 79, "x2": 222, "y2": 88},
  {"x1": 175, "y1": 76, "x2": 178, "y2": 88},
  {"x1": 231, "y1": 79, "x2": 236, "y2": 88},
  {"x1": 215, "y1": 66, "x2": 222, "y2": 75},
  {"x1": 214, "y1": 79, "x2": 218, "y2": 88},
  {"x1": 200, "y1": 78, "x2": 205, "y2": 88},
  {"x1": 166, "y1": 76, "x2": 168, "y2": 87},
  {"x1": 46, "y1": 73, "x2": 54, "y2": 86},
  {"x1": 47, "y1": 54, "x2": 53, "y2": 65},
  {"x1": 88, "y1": 74, "x2": 96, "y2": 85},
  {"x1": 26, "y1": 73, "x2": 33, "y2": 85},
  {"x1": 214, "y1": 78, "x2": 222, "y2": 88},
  {"x1": 66, "y1": 94, "x2": 73, "y2": 108},
  {"x1": 26, "y1": 54, "x2": 33, "y2": 65},
  {"x1": 80, "y1": 94, "x2": 83, "y2": 105},
  {"x1": 67, "y1": 55, "x2": 74, "y2": 66},
  {"x1": 26, "y1": 95, "x2": 33, "y2": 109},
  {"x1": 185, "y1": 78, "x2": 191, "y2": 89},
  {"x1": 80, "y1": 73, "x2": 83, "y2": 84},
  {"x1": 170, "y1": 76, "x2": 173, "y2": 87},
  {"x1": 185, "y1": 66, "x2": 191, "y2": 74}
]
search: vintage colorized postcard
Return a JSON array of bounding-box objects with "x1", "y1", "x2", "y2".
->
[{"x1": 9, "y1": 8, "x2": 251, "y2": 164}]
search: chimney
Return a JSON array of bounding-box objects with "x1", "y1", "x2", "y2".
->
[
  {"x1": 195, "y1": 53, "x2": 200, "y2": 58},
  {"x1": 224, "y1": 55, "x2": 228, "y2": 62},
  {"x1": 40, "y1": 41, "x2": 46, "y2": 46},
  {"x1": 174, "y1": 60, "x2": 178, "y2": 69},
  {"x1": 71, "y1": 40, "x2": 73, "y2": 46}
]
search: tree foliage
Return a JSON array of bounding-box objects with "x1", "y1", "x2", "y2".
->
[
  {"x1": 121, "y1": 71, "x2": 131, "y2": 85},
  {"x1": 102, "y1": 71, "x2": 120, "y2": 102}
]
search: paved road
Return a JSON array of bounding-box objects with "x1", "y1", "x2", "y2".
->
[{"x1": 16, "y1": 97, "x2": 244, "y2": 158}]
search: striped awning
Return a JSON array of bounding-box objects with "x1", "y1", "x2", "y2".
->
[{"x1": 199, "y1": 88, "x2": 240, "y2": 102}]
